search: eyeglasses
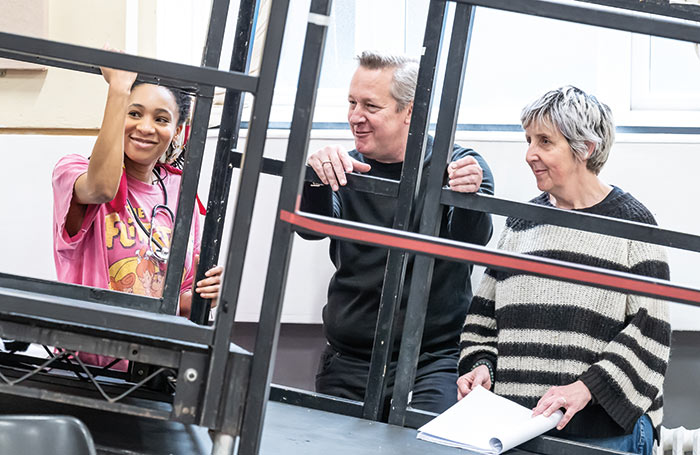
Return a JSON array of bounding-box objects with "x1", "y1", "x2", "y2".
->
[{"x1": 128, "y1": 200, "x2": 175, "y2": 264}]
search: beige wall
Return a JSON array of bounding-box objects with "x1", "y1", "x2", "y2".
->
[
  {"x1": 0, "y1": 0, "x2": 48, "y2": 70},
  {"x1": 0, "y1": 1, "x2": 128, "y2": 129}
]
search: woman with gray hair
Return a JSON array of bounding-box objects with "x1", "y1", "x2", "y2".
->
[{"x1": 456, "y1": 86, "x2": 670, "y2": 454}]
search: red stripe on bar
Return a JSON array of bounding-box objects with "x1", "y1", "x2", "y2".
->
[{"x1": 280, "y1": 209, "x2": 700, "y2": 304}]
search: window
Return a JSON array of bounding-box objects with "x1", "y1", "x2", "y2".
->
[
  {"x1": 147, "y1": 0, "x2": 700, "y2": 129},
  {"x1": 629, "y1": 34, "x2": 700, "y2": 126}
]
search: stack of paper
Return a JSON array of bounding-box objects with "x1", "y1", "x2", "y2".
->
[{"x1": 417, "y1": 386, "x2": 563, "y2": 454}]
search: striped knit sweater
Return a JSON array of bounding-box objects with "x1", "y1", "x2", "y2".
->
[{"x1": 459, "y1": 187, "x2": 671, "y2": 440}]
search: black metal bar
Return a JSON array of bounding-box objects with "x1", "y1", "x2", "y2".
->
[
  {"x1": 171, "y1": 351, "x2": 208, "y2": 424},
  {"x1": 237, "y1": 1, "x2": 331, "y2": 453},
  {"x1": 223, "y1": 150, "x2": 700, "y2": 254},
  {"x1": 282, "y1": 209, "x2": 700, "y2": 308},
  {"x1": 0, "y1": 318, "x2": 188, "y2": 369},
  {"x1": 454, "y1": 0, "x2": 700, "y2": 44},
  {"x1": 267, "y1": 389, "x2": 504, "y2": 449},
  {"x1": 0, "y1": 287, "x2": 212, "y2": 347},
  {"x1": 219, "y1": 347, "x2": 253, "y2": 434},
  {"x1": 269, "y1": 384, "x2": 364, "y2": 417},
  {"x1": 228, "y1": 150, "x2": 400, "y2": 197},
  {"x1": 0, "y1": 49, "x2": 199, "y2": 94},
  {"x1": 161, "y1": 0, "x2": 231, "y2": 313},
  {"x1": 388, "y1": 2, "x2": 475, "y2": 426},
  {"x1": 519, "y1": 435, "x2": 630, "y2": 455},
  {"x1": 441, "y1": 191, "x2": 700, "y2": 252},
  {"x1": 0, "y1": 383, "x2": 171, "y2": 420},
  {"x1": 302, "y1": 167, "x2": 399, "y2": 197},
  {"x1": 575, "y1": 0, "x2": 700, "y2": 23},
  {"x1": 0, "y1": 31, "x2": 257, "y2": 93},
  {"x1": 362, "y1": 0, "x2": 448, "y2": 421},
  {"x1": 190, "y1": 0, "x2": 258, "y2": 325},
  {"x1": 0, "y1": 49, "x2": 97, "y2": 74},
  {"x1": 403, "y1": 406, "x2": 438, "y2": 429},
  {"x1": 0, "y1": 272, "x2": 161, "y2": 313},
  {"x1": 200, "y1": 0, "x2": 291, "y2": 431}
]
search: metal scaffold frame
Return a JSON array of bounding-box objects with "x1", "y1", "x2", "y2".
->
[
  {"x1": 0, "y1": 0, "x2": 293, "y2": 452},
  {"x1": 0, "y1": 0, "x2": 699, "y2": 454},
  {"x1": 244, "y1": 1, "x2": 700, "y2": 454}
]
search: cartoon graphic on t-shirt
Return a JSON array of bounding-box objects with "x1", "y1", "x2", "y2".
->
[
  {"x1": 104, "y1": 199, "x2": 194, "y2": 300},
  {"x1": 151, "y1": 271, "x2": 165, "y2": 296},
  {"x1": 135, "y1": 246, "x2": 166, "y2": 298},
  {"x1": 106, "y1": 205, "x2": 171, "y2": 298},
  {"x1": 109, "y1": 259, "x2": 136, "y2": 294},
  {"x1": 108, "y1": 249, "x2": 165, "y2": 297}
]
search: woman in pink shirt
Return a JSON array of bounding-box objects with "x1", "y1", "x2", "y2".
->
[{"x1": 52, "y1": 64, "x2": 222, "y2": 370}]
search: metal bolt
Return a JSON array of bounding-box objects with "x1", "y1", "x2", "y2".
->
[{"x1": 185, "y1": 368, "x2": 198, "y2": 382}]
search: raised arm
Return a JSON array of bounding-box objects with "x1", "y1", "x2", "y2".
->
[
  {"x1": 75, "y1": 66, "x2": 137, "y2": 204},
  {"x1": 64, "y1": 65, "x2": 137, "y2": 235}
]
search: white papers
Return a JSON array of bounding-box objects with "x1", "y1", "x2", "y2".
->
[{"x1": 417, "y1": 386, "x2": 563, "y2": 454}]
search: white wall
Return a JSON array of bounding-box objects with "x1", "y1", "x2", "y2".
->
[{"x1": 5, "y1": 130, "x2": 700, "y2": 328}]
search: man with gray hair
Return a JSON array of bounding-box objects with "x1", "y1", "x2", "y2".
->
[{"x1": 300, "y1": 50, "x2": 495, "y2": 414}]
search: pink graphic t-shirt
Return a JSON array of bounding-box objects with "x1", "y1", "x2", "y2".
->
[{"x1": 52, "y1": 154, "x2": 201, "y2": 369}]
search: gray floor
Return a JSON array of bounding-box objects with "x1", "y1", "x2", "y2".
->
[
  {"x1": 0, "y1": 392, "x2": 541, "y2": 454},
  {"x1": 259, "y1": 400, "x2": 543, "y2": 455}
]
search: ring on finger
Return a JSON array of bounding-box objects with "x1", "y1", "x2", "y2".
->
[
  {"x1": 321, "y1": 160, "x2": 332, "y2": 165},
  {"x1": 559, "y1": 397, "x2": 567, "y2": 407}
]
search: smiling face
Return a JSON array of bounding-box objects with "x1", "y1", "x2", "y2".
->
[
  {"x1": 525, "y1": 119, "x2": 588, "y2": 199},
  {"x1": 123, "y1": 84, "x2": 180, "y2": 169},
  {"x1": 347, "y1": 66, "x2": 412, "y2": 163}
]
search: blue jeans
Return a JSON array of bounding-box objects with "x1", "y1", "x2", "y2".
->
[{"x1": 572, "y1": 415, "x2": 653, "y2": 455}]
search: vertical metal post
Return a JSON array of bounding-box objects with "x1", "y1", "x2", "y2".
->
[
  {"x1": 237, "y1": 1, "x2": 332, "y2": 453},
  {"x1": 362, "y1": 0, "x2": 448, "y2": 421},
  {"x1": 388, "y1": 2, "x2": 476, "y2": 426},
  {"x1": 199, "y1": 0, "x2": 291, "y2": 430},
  {"x1": 161, "y1": 0, "x2": 231, "y2": 313},
  {"x1": 190, "y1": 0, "x2": 259, "y2": 325}
]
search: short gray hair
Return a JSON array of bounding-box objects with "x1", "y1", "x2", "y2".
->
[
  {"x1": 520, "y1": 86, "x2": 615, "y2": 175},
  {"x1": 357, "y1": 50, "x2": 418, "y2": 112}
]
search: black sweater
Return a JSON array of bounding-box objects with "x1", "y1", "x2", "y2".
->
[{"x1": 300, "y1": 137, "x2": 495, "y2": 360}]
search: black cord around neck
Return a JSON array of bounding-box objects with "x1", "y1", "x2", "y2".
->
[
  {"x1": 127, "y1": 167, "x2": 170, "y2": 254},
  {"x1": 152, "y1": 166, "x2": 168, "y2": 206}
]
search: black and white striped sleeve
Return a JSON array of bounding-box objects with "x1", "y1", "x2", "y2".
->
[
  {"x1": 578, "y1": 240, "x2": 671, "y2": 432},
  {"x1": 459, "y1": 268, "x2": 499, "y2": 377}
]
